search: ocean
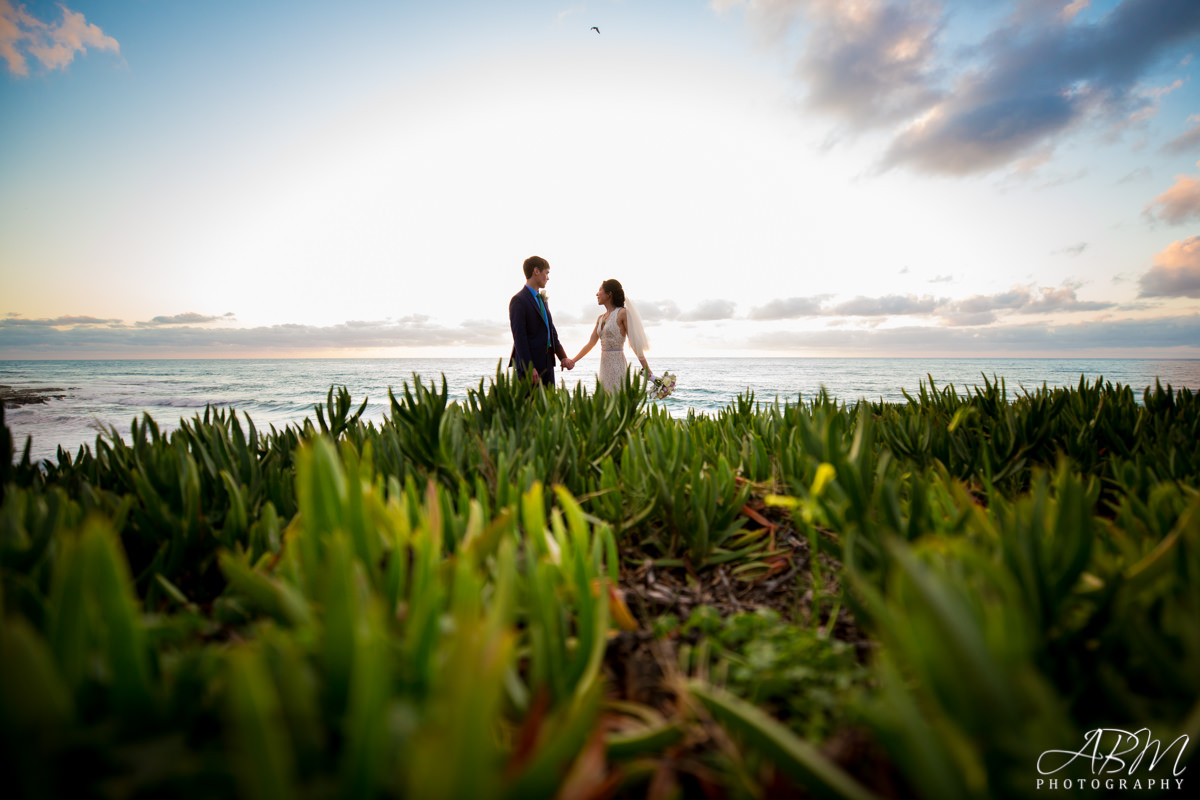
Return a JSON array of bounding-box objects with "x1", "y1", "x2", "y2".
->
[{"x1": 4, "y1": 358, "x2": 1200, "y2": 462}]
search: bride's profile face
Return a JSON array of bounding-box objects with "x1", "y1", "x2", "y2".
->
[{"x1": 596, "y1": 286, "x2": 610, "y2": 305}]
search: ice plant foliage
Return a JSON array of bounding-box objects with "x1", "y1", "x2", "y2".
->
[{"x1": 0, "y1": 371, "x2": 1197, "y2": 797}]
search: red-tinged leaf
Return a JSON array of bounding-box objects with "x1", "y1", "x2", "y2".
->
[
  {"x1": 740, "y1": 503, "x2": 777, "y2": 531},
  {"x1": 506, "y1": 689, "x2": 552, "y2": 780},
  {"x1": 555, "y1": 725, "x2": 621, "y2": 800},
  {"x1": 764, "y1": 554, "x2": 792, "y2": 578},
  {"x1": 647, "y1": 762, "x2": 682, "y2": 800}
]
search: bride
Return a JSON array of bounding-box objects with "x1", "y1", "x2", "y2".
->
[{"x1": 570, "y1": 279, "x2": 651, "y2": 391}]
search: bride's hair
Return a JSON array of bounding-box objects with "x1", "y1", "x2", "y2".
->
[{"x1": 602, "y1": 279, "x2": 625, "y2": 308}]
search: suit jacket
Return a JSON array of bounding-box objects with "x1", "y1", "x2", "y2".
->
[{"x1": 510, "y1": 286, "x2": 567, "y2": 384}]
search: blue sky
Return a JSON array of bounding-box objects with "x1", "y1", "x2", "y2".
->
[{"x1": 2, "y1": 0, "x2": 1198, "y2": 358}]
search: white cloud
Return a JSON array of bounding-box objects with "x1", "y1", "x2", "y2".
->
[
  {"x1": 1164, "y1": 119, "x2": 1200, "y2": 156},
  {"x1": 1144, "y1": 173, "x2": 1200, "y2": 226},
  {"x1": 832, "y1": 294, "x2": 942, "y2": 316},
  {"x1": 2, "y1": 314, "x2": 122, "y2": 327},
  {"x1": 744, "y1": 284, "x2": 1115, "y2": 322},
  {"x1": 0, "y1": 1, "x2": 119, "y2": 77},
  {"x1": 732, "y1": 0, "x2": 945, "y2": 127},
  {"x1": 748, "y1": 313, "x2": 1200, "y2": 353},
  {"x1": 945, "y1": 285, "x2": 1113, "y2": 316},
  {"x1": 1119, "y1": 166, "x2": 1153, "y2": 184},
  {"x1": 1021, "y1": 285, "x2": 1112, "y2": 313},
  {"x1": 1060, "y1": 0, "x2": 1090, "y2": 23},
  {"x1": 950, "y1": 288, "x2": 1030, "y2": 314},
  {"x1": 636, "y1": 300, "x2": 682, "y2": 322},
  {"x1": 554, "y1": 3, "x2": 593, "y2": 27},
  {"x1": 0, "y1": 315, "x2": 509, "y2": 355},
  {"x1": 680, "y1": 299, "x2": 738, "y2": 321},
  {"x1": 138, "y1": 312, "x2": 237, "y2": 327},
  {"x1": 749, "y1": 295, "x2": 826, "y2": 320},
  {"x1": 1139, "y1": 236, "x2": 1200, "y2": 298}
]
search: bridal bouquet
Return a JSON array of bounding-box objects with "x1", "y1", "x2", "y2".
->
[{"x1": 648, "y1": 371, "x2": 677, "y2": 400}]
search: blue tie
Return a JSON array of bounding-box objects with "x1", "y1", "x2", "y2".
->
[{"x1": 527, "y1": 287, "x2": 551, "y2": 349}]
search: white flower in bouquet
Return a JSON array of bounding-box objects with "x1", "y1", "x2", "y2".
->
[{"x1": 648, "y1": 371, "x2": 677, "y2": 400}]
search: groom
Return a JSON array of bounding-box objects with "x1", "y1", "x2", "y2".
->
[{"x1": 510, "y1": 255, "x2": 573, "y2": 386}]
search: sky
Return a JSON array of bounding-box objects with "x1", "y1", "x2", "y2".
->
[{"x1": 1, "y1": 0, "x2": 1199, "y2": 359}]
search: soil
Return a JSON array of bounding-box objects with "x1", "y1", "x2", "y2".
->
[{"x1": 599, "y1": 499, "x2": 905, "y2": 796}]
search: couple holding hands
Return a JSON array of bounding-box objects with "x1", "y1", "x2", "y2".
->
[{"x1": 509, "y1": 255, "x2": 652, "y2": 391}]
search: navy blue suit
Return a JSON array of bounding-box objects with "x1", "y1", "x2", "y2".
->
[{"x1": 510, "y1": 287, "x2": 566, "y2": 385}]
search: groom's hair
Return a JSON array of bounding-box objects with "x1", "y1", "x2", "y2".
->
[{"x1": 523, "y1": 255, "x2": 549, "y2": 279}]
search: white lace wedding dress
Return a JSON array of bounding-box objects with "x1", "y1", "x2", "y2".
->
[{"x1": 596, "y1": 311, "x2": 627, "y2": 391}]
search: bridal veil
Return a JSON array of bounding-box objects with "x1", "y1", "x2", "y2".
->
[{"x1": 625, "y1": 299, "x2": 650, "y2": 356}]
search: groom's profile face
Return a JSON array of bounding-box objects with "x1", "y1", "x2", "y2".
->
[{"x1": 532, "y1": 266, "x2": 549, "y2": 289}]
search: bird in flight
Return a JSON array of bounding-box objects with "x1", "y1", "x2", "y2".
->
[{"x1": 590, "y1": 26, "x2": 600, "y2": 34}]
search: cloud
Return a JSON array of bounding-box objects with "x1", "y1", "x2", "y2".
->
[
  {"x1": 1138, "y1": 236, "x2": 1200, "y2": 298},
  {"x1": 1144, "y1": 173, "x2": 1200, "y2": 225},
  {"x1": 1, "y1": 314, "x2": 122, "y2": 327},
  {"x1": 748, "y1": 313, "x2": 1200, "y2": 353},
  {"x1": 722, "y1": 0, "x2": 1200, "y2": 176},
  {"x1": 555, "y1": 4, "x2": 585, "y2": 26},
  {"x1": 547, "y1": 306, "x2": 593, "y2": 326},
  {"x1": 789, "y1": 0, "x2": 945, "y2": 128},
  {"x1": 715, "y1": 0, "x2": 944, "y2": 127},
  {"x1": 950, "y1": 288, "x2": 1031, "y2": 314},
  {"x1": 1038, "y1": 169, "x2": 1088, "y2": 190},
  {"x1": 1141, "y1": 78, "x2": 1183, "y2": 102},
  {"x1": 1053, "y1": 243, "x2": 1088, "y2": 256},
  {"x1": 831, "y1": 294, "x2": 942, "y2": 316},
  {"x1": 0, "y1": 315, "x2": 509, "y2": 354},
  {"x1": 1118, "y1": 166, "x2": 1153, "y2": 184},
  {"x1": 0, "y1": 282, "x2": 1140, "y2": 357},
  {"x1": 615, "y1": 298, "x2": 733, "y2": 323},
  {"x1": 748, "y1": 295, "x2": 826, "y2": 320},
  {"x1": 928, "y1": 274, "x2": 954, "y2": 283},
  {"x1": 1060, "y1": 0, "x2": 1090, "y2": 24},
  {"x1": 138, "y1": 312, "x2": 237, "y2": 327},
  {"x1": 1020, "y1": 285, "x2": 1112, "y2": 313},
  {"x1": 680, "y1": 299, "x2": 738, "y2": 321},
  {"x1": 0, "y1": 1, "x2": 119, "y2": 77},
  {"x1": 944, "y1": 284, "x2": 1112, "y2": 316},
  {"x1": 883, "y1": 0, "x2": 1200, "y2": 175},
  {"x1": 936, "y1": 310, "x2": 997, "y2": 327},
  {"x1": 742, "y1": 284, "x2": 1112, "y2": 322},
  {"x1": 634, "y1": 300, "x2": 682, "y2": 322},
  {"x1": 1163, "y1": 117, "x2": 1200, "y2": 155}
]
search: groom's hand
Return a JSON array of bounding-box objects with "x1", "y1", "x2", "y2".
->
[{"x1": 562, "y1": 357, "x2": 575, "y2": 370}]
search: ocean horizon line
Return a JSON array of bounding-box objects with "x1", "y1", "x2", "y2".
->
[{"x1": 4, "y1": 355, "x2": 1200, "y2": 363}]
